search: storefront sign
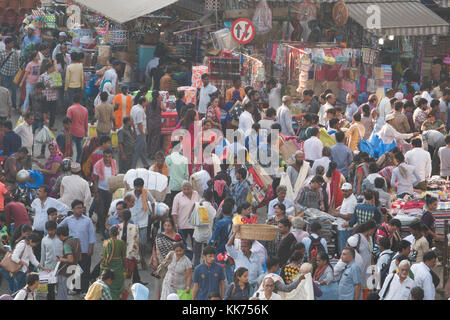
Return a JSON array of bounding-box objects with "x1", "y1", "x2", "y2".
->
[
  {"x1": 231, "y1": 18, "x2": 256, "y2": 44},
  {"x1": 223, "y1": 0, "x2": 290, "y2": 19}
]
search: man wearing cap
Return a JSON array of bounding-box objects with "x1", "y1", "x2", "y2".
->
[
  {"x1": 59, "y1": 162, "x2": 92, "y2": 209},
  {"x1": 22, "y1": 25, "x2": 41, "y2": 52},
  {"x1": 52, "y1": 32, "x2": 71, "y2": 61},
  {"x1": 332, "y1": 183, "x2": 357, "y2": 254},
  {"x1": 377, "y1": 113, "x2": 419, "y2": 146},
  {"x1": 103, "y1": 60, "x2": 121, "y2": 95}
]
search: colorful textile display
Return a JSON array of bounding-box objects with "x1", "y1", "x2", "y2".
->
[
  {"x1": 191, "y1": 66, "x2": 208, "y2": 88},
  {"x1": 177, "y1": 86, "x2": 197, "y2": 105}
]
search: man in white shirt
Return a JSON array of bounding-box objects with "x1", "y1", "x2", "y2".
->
[
  {"x1": 239, "y1": 103, "x2": 254, "y2": 136},
  {"x1": 130, "y1": 96, "x2": 149, "y2": 168},
  {"x1": 311, "y1": 146, "x2": 331, "y2": 175},
  {"x1": 404, "y1": 137, "x2": 431, "y2": 190},
  {"x1": 379, "y1": 259, "x2": 415, "y2": 300},
  {"x1": 251, "y1": 277, "x2": 282, "y2": 300},
  {"x1": 378, "y1": 89, "x2": 395, "y2": 124},
  {"x1": 319, "y1": 94, "x2": 336, "y2": 126},
  {"x1": 276, "y1": 96, "x2": 295, "y2": 136},
  {"x1": 59, "y1": 162, "x2": 92, "y2": 208},
  {"x1": 259, "y1": 107, "x2": 276, "y2": 135},
  {"x1": 332, "y1": 183, "x2": 357, "y2": 254},
  {"x1": 197, "y1": 73, "x2": 217, "y2": 118},
  {"x1": 266, "y1": 79, "x2": 281, "y2": 110},
  {"x1": 345, "y1": 93, "x2": 358, "y2": 122},
  {"x1": 303, "y1": 127, "x2": 323, "y2": 165},
  {"x1": 421, "y1": 83, "x2": 433, "y2": 107},
  {"x1": 410, "y1": 251, "x2": 437, "y2": 300},
  {"x1": 31, "y1": 185, "x2": 69, "y2": 234},
  {"x1": 14, "y1": 112, "x2": 34, "y2": 155},
  {"x1": 102, "y1": 60, "x2": 121, "y2": 95},
  {"x1": 145, "y1": 56, "x2": 159, "y2": 87}
]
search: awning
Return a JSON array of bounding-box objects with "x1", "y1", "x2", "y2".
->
[
  {"x1": 72, "y1": 0, "x2": 178, "y2": 24},
  {"x1": 346, "y1": 0, "x2": 449, "y2": 36}
]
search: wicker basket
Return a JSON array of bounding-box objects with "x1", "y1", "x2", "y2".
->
[{"x1": 236, "y1": 224, "x2": 279, "y2": 241}]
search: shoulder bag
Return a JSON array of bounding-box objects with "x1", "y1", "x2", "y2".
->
[
  {"x1": 156, "y1": 250, "x2": 174, "y2": 279},
  {"x1": 0, "y1": 243, "x2": 25, "y2": 274}
]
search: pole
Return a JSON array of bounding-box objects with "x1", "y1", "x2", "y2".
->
[{"x1": 444, "y1": 220, "x2": 449, "y2": 289}]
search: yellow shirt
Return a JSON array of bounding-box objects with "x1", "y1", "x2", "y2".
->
[
  {"x1": 345, "y1": 122, "x2": 365, "y2": 151},
  {"x1": 65, "y1": 63, "x2": 84, "y2": 90}
]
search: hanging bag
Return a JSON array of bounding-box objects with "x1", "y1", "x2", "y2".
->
[{"x1": 252, "y1": 0, "x2": 272, "y2": 35}]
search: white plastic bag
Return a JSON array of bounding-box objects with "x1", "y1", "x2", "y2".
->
[
  {"x1": 35, "y1": 126, "x2": 55, "y2": 144},
  {"x1": 252, "y1": 0, "x2": 272, "y2": 34}
]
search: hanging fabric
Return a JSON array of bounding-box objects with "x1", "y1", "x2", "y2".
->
[{"x1": 252, "y1": 0, "x2": 273, "y2": 34}]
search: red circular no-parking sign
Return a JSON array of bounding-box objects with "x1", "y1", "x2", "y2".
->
[{"x1": 231, "y1": 18, "x2": 256, "y2": 45}]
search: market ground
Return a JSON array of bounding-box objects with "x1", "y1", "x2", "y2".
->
[{"x1": 0, "y1": 108, "x2": 446, "y2": 300}]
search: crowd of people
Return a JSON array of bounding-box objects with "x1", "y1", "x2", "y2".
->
[{"x1": 0, "y1": 26, "x2": 448, "y2": 301}]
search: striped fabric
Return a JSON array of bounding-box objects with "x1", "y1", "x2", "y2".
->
[{"x1": 346, "y1": 0, "x2": 449, "y2": 36}]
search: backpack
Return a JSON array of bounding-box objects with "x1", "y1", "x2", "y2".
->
[
  {"x1": 308, "y1": 235, "x2": 326, "y2": 264},
  {"x1": 379, "y1": 251, "x2": 395, "y2": 288},
  {"x1": 1, "y1": 287, "x2": 31, "y2": 300}
]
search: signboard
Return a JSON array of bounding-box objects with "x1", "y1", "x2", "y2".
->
[
  {"x1": 231, "y1": 18, "x2": 256, "y2": 44},
  {"x1": 223, "y1": 0, "x2": 290, "y2": 19}
]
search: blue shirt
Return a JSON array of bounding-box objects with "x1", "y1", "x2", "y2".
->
[
  {"x1": 2, "y1": 131, "x2": 22, "y2": 156},
  {"x1": 338, "y1": 260, "x2": 361, "y2": 300},
  {"x1": 225, "y1": 244, "x2": 263, "y2": 285},
  {"x1": 230, "y1": 180, "x2": 249, "y2": 207},
  {"x1": 208, "y1": 216, "x2": 232, "y2": 254},
  {"x1": 59, "y1": 215, "x2": 96, "y2": 254},
  {"x1": 330, "y1": 142, "x2": 353, "y2": 178},
  {"x1": 193, "y1": 262, "x2": 225, "y2": 300}
]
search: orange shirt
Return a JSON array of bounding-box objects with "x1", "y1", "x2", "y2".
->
[
  {"x1": 113, "y1": 94, "x2": 132, "y2": 129},
  {"x1": 225, "y1": 87, "x2": 245, "y2": 102}
]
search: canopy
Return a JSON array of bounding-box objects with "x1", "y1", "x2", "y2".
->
[
  {"x1": 346, "y1": 0, "x2": 449, "y2": 36},
  {"x1": 73, "y1": 0, "x2": 178, "y2": 24}
]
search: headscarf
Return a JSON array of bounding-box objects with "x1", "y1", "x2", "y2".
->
[
  {"x1": 94, "y1": 81, "x2": 114, "y2": 106},
  {"x1": 46, "y1": 141, "x2": 63, "y2": 169},
  {"x1": 131, "y1": 283, "x2": 149, "y2": 300}
]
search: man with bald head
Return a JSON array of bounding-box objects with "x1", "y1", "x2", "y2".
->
[
  {"x1": 226, "y1": 225, "x2": 264, "y2": 295},
  {"x1": 286, "y1": 150, "x2": 313, "y2": 191},
  {"x1": 276, "y1": 95, "x2": 295, "y2": 136}
]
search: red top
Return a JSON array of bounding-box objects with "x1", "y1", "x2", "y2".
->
[
  {"x1": 5, "y1": 201, "x2": 31, "y2": 228},
  {"x1": 67, "y1": 103, "x2": 89, "y2": 138}
]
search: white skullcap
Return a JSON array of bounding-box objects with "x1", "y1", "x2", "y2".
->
[{"x1": 167, "y1": 293, "x2": 180, "y2": 300}]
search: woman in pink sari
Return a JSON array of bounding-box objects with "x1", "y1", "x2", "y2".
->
[{"x1": 33, "y1": 141, "x2": 63, "y2": 197}]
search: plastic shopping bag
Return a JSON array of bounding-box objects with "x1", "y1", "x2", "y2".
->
[
  {"x1": 88, "y1": 124, "x2": 98, "y2": 139},
  {"x1": 252, "y1": 0, "x2": 272, "y2": 34},
  {"x1": 189, "y1": 203, "x2": 210, "y2": 227},
  {"x1": 177, "y1": 289, "x2": 192, "y2": 300},
  {"x1": 111, "y1": 130, "x2": 118, "y2": 147},
  {"x1": 14, "y1": 116, "x2": 24, "y2": 129},
  {"x1": 319, "y1": 128, "x2": 336, "y2": 147},
  {"x1": 35, "y1": 126, "x2": 56, "y2": 144}
]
